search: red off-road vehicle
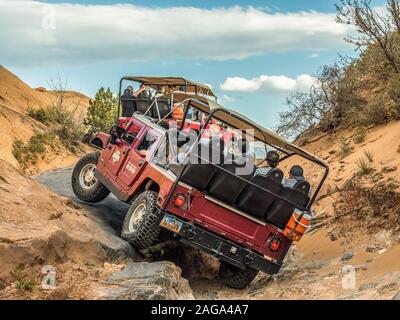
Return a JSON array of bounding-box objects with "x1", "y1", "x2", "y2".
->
[{"x1": 72, "y1": 77, "x2": 329, "y2": 289}]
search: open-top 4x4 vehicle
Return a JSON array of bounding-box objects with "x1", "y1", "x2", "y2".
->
[{"x1": 72, "y1": 76, "x2": 329, "y2": 289}]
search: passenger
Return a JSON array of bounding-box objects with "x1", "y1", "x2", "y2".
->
[
  {"x1": 122, "y1": 85, "x2": 134, "y2": 98},
  {"x1": 254, "y1": 150, "x2": 280, "y2": 177},
  {"x1": 283, "y1": 165, "x2": 305, "y2": 188},
  {"x1": 122, "y1": 84, "x2": 148, "y2": 99}
]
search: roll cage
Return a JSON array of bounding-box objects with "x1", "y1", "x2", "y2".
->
[
  {"x1": 159, "y1": 94, "x2": 329, "y2": 217},
  {"x1": 117, "y1": 76, "x2": 216, "y2": 122}
]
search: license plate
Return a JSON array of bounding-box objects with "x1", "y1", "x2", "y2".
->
[{"x1": 160, "y1": 215, "x2": 183, "y2": 234}]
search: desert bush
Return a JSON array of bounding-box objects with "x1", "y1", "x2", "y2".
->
[
  {"x1": 51, "y1": 108, "x2": 84, "y2": 153},
  {"x1": 12, "y1": 133, "x2": 57, "y2": 168},
  {"x1": 338, "y1": 137, "x2": 353, "y2": 158},
  {"x1": 355, "y1": 157, "x2": 373, "y2": 175},
  {"x1": 28, "y1": 104, "x2": 83, "y2": 153},
  {"x1": 27, "y1": 107, "x2": 51, "y2": 124},
  {"x1": 364, "y1": 149, "x2": 375, "y2": 163},
  {"x1": 353, "y1": 127, "x2": 367, "y2": 144},
  {"x1": 361, "y1": 98, "x2": 391, "y2": 126},
  {"x1": 12, "y1": 140, "x2": 25, "y2": 163},
  {"x1": 46, "y1": 75, "x2": 86, "y2": 152},
  {"x1": 11, "y1": 268, "x2": 37, "y2": 291}
]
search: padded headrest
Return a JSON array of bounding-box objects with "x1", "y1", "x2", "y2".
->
[
  {"x1": 254, "y1": 168, "x2": 283, "y2": 182},
  {"x1": 294, "y1": 180, "x2": 311, "y2": 194}
]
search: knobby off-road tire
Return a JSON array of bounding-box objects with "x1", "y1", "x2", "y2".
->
[
  {"x1": 121, "y1": 191, "x2": 161, "y2": 251},
  {"x1": 219, "y1": 261, "x2": 259, "y2": 289},
  {"x1": 71, "y1": 152, "x2": 110, "y2": 203}
]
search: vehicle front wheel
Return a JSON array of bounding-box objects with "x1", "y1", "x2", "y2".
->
[
  {"x1": 121, "y1": 191, "x2": 161, "y2": 251},
  {"x1": 71, "y1": 152, "x2": 110, "y2": 203},
  {"x1": 219, "y1": 261, "x2": 259, "y2": 289}
]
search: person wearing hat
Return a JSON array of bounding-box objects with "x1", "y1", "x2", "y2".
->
[
  {"x1": 283, "y1": 165, "x2": 306, "y2": 188},
  {"x1": 255, "y1": 150, "x2": 280, "y2": 177}
]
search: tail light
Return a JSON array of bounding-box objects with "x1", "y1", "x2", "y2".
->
[
  {"x1": 284, "y1": 209, "x2": 312, "y2": 242},
  {"x1": 267, "y1": 235, "x2": 282, "y2": 252},
  {"x1": 173, "y1": 193, "x2": 188, "y2": 209}
]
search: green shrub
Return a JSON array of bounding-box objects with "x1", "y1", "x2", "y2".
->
[
  {"x1": 27, "y1": 101, "x2": 85, "y2": 154},
  {"x1": 338, "y1": 137, "x2": 353, "y2": 158},
  {"x1": 15, "y1": 279, "x2": 36, "y2": 291},
  {"x1": 27, "y1": 107, "x2": 51, "y2": 124},
  {"x1": 12, "y1": 133, "x2": 57, "y2": 168},
  {"x1": 11, "y1": 268, "x2": 36, "y2": 292},
  {"x1": 12, "y1": 140, "x2": 25, "y2": 163}
]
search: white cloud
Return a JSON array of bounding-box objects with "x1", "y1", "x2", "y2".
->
[
  {"x1": 0, "y1": 1, "x2": 351, "y2": 67},
  {"x1": 220, "y1": 74, "x2": 317, "y2": 93},
  {"x1": 308, "y1": 53, "x2": 321, "y2": 58}
]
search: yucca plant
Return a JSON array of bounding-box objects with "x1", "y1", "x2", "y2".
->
[
  {"x1": 338, "y1": 137, "x2": 353, "y2": 158},
  {"x1": 364, "y1": 150, "x2": 374, "y2": 163},
  {"x1": 355, "y1": 157, "x2": 372, "y2": 175}
]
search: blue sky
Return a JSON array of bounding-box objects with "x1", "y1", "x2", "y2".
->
[{"x1": 1, "y1": 0, "x2": 386, "y2": 129}]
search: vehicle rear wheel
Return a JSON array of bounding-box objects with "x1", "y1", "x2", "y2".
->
[
  {"x1": 121, "y1": 191, "x2": 161, "y2": 250},
  {"x1": 219, "y1": 261, "x2": 259, "y2": 289},
  {"x1": 71, "y1": 152, "x2": 110, "y2": 203}
]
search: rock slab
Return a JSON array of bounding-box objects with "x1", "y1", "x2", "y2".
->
[{"x1": 95, "y1": 261, "x2": 195, "y2": 300}]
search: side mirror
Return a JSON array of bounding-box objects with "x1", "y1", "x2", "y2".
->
[{"x1": 109, "y1": 125, "x2": 126, "y2": 145}]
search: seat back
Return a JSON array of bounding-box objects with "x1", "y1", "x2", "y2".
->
[
  {"x1": 121, "y1": 97, "x2": 137, "y2": 117},
  {"x1": 136, "y1": 98, "x2": 153, "y2": 116},
  {"x1": 237, "y1": 168, "x2": 283, "y2": 219},
  {"x1": 207, "y1": 149, "x2": 256, "y2": 205},
  {"x1": 266, "y1": 180, "x2": 311, "y2": 229},
  {"x1": 180, "y1": 138, "x2": 225, "y2": 191}
]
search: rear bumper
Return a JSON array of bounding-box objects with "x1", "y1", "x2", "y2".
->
[{"x1": 161, "y1": 213, "x2": 283, "y2": 275}]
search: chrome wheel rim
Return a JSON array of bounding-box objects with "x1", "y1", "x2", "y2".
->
[
  {"x1": 128, "y1": 203, "x2": 146, "y2": 232},
  {"x1": 79, "y1": 163, "x2": 98, "y2": 190}
]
